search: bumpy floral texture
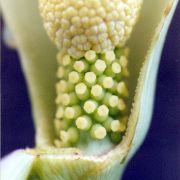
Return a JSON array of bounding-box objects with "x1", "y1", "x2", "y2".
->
[
  {"x1": 54, "y1": 48, "x2": 130, "y2": 147},
  {"x1": 39, "y1": 0, "x2": 142, "y2": 58}
]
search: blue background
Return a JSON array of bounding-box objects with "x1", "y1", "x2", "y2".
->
[{"x1": 1, "y1": 3, "x2": 180, "y2": 180}]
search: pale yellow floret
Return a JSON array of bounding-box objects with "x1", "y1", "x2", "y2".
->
[
  {"x1": 84, "y1": 100, "x2": 98, "y2": 114},
  {"x1": 85, "y1": 50, "x2": 97, "y2": 62},
  {"x1": 111, "y1": 120, "x2": 126, "y2": 132},
  {"x1": 69, "y1": 71, "x2": 81, "y2": 84},
  {"x1": 109, "y1": 95, "x2": 119, "y2": 108},
  {"x1": 75, "y1": 83, "x2": 87, "y2": 95},
  {"x1": 61, "y1": 94, "x2": 70, "y2": 106},
  {"x1": 118, "y1": 99, "x2": 126, "y2": 111},
  {"x1": 97, "y1": 105, "x2": 109, "y2": 118},
  {"x1": 103, "y1": 77, "x2": 114, "y2": 89},
  {"x1": 56, "y1": 80, "x2": 67, "y2": 93},
  {"x1": 75, "y1": 82, "x2": 89, "y2": 100},
  {"x1": 65, "y1": 106, "x2": 82, "y2": 119},
  {"x1": 40, "y1": 0, "x2": 143, "y2": 58},
  {"x1": 62, "y1": 54, "x2": 71, "y2": 66},
  {"x1": 117, "y1": 81, "x2": 129, "y2": 96},
  {"x1": 95, "y1": 59, "x2": 106, "y2": 73},
  {"x1": 119, "y1": 55, "x2": 128, "y2": 68},
  {"x1": 55, "y1": 106, "x2": 64, "y2": 118},
  {"x1": 60, "y1": 130, "x2": 69, "y2": 143},
  {"x1": 74, "y1": 61, "x2": 85, "y2": 72},
  {"x1": 91, "y1": 124, "x2": 107, "y2": 139},
  {"x1": 76, "y1": 116, "x2": 92, "y2": 130},
  {"x1": 104, "y1": 51, "x2": 115, "y2": 63},
  {"x1": 91, "y1": 84, "x2": 103, "y2": 97},
  {"x1": 112, "y1": 62, "x2": 121, "y2": 74},
  {"x1": 64, "y1": 107, "x2": 75, "y2": 119},
  {"x1": 84, "y1": 72, "x2": 96, "y2": 85}
]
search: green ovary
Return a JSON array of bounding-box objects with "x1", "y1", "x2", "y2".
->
[{"x1": 54, "y1": 48, "x2": 129, "y2": 147}]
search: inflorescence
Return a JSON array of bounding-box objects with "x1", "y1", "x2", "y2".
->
[{"x1": 39, "y1": 0, "x2": 143, "y2": 148}]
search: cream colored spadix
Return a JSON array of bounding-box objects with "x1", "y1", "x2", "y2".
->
[
  {"x1": 1, "y1": 0, "x2": 178, "y2": 179},
  {"x1": 39, "y1": 0, "x2": 143, "y2": 58}
]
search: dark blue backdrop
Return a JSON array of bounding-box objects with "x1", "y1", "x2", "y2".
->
[{"x1": 1, "y1": 3, "x2": 180, "y2": 180}]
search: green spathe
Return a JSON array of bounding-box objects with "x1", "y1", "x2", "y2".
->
[{"x1": 1, "y1": 0, "x2": 179, "y2": 179}]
